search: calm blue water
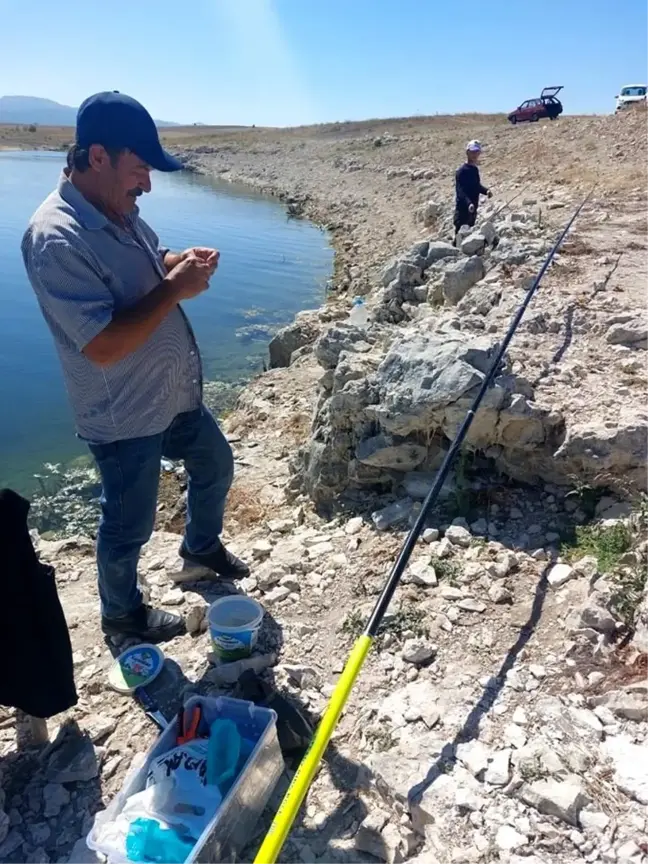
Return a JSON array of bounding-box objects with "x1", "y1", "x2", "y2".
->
[{"x1": 0, "y1": 151, "x2": 332, "y2": 492}]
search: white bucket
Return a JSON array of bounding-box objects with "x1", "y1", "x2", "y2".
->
[{"x1": 208, "y1": 595, "x2": 264, "y2": 662}]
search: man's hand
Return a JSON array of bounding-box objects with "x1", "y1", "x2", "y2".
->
[
  {"x1": 166, "y1": 253, "x2": 213, "y2": 300},
  {"x1": 181, "y1": 247, "x2": 219, "y2": 274},
  {"x1": 468, "y1": 203, "x2": 475, "y2": 214}
]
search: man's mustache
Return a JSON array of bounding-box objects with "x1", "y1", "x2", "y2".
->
[{"x1": 127, "y1": 188, "x2": 144, "y2": 198}]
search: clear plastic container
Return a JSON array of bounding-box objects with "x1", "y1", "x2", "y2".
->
[{"x1": 87, "y1": 695, "x2": 284, "y2": 863}]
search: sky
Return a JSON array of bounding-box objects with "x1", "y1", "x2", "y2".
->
[{"x1": 0, "y1": 0, "x2": 646, "y2": 126}]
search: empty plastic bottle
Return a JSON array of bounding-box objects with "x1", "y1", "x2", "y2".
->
[{"x1": 348, "y1": 297, "x2": 369, "y2": 329}]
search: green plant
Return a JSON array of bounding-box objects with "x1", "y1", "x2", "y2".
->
[
  {"x1": 610, "y1": 566, "x2": 645, "y2": 629},
  {"x1": 377, "y1": 606, "x2": 428, "y2": 643},
  {"x1": 341, "y1": 610, "x2": 364, "y2": 639},
  {"x1": 431, "y1": 556, "x2": 463, "y2": 585},
  {"x1": 561, "y1": 523, "x2": 632, "y2": 573}
]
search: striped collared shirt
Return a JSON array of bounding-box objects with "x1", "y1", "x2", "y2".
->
[{"x1": 22, "y1": 172, "x2": 202, "y2": 443}]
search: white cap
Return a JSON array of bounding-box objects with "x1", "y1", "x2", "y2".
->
[{"x1": 466, "y1": 139, "x2": 482, "y2": 152}]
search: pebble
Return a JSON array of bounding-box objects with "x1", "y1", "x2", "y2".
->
[
  {"x1": 495, "y1": 825, "x2": 528, "y2": 851},
  {"x1": 422, "y1": 528, "x2": 440, "y2": 543},
  {"x1": 445, "y1": 525, "x2": 472, "y2": 548},
  {"x1": 345, "y1": 517, "x2": 364, "y2": 535},
  {"x1": 458, "y1": 598, "x2": 486, "y2": 613},
  {"x1": 548, "y1": 563, "x2": 574, "y2": 587}
]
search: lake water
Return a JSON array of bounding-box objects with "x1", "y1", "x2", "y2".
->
[{"x1": 0, "y1": 151, "x2": 333, "y2": 493}]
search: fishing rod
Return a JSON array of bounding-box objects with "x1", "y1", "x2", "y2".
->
[
  {"x1": 253, "y1": 189, "x2": 593, "y2": 864},
  {"x1": 491, "y1": 184, "x2": 531, "y2": 219}
]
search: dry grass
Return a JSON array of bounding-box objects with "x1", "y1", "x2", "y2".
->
[{"x1": 225, "y1": 480, "x2": 271, "y2": 530}]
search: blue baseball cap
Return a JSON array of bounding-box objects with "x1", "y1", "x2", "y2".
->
[{"x1": 76, "y1": 91, "x2": 182, "y2": 172}]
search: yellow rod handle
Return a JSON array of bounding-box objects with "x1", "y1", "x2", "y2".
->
[{"x1": 254, "y1": 634, "x2": 373, "y2": 863}]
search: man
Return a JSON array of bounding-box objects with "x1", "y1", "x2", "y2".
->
[
  {"x1": 454, "y1": 139, "x2": 492, "y2": 244},
  {"x1": 22, "y1": 91, "x2": 249, "y2": 645}
]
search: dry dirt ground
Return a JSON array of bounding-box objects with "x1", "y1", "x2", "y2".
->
[{"x1": 0, "y1": 111, "x2": 647, "y2": 864}]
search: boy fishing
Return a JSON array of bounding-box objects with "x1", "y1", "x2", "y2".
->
[{"x1": 454, "y1": 139, "x2": 492, "y2": 244}]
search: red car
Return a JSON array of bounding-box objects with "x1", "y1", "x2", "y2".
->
[{"x1": 508, "y1": 86, "x2": 564, "y2": 124}]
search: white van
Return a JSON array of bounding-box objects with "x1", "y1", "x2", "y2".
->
[{"x1": 615, "y1": 85, "x2": 647, "y2": 112}]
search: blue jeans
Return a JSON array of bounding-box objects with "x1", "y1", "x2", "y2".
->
[{"x1": 88, "y1": 405, "x2": 234, "y2": 618}]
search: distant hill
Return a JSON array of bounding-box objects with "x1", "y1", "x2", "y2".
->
[{"x1": 0, "y1": 95, "x2": 179, "y2": 127}]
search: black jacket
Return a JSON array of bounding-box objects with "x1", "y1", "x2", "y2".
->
[
  {"x1": 455, "y1": 162, "x2": 488, "y2": 211},
  {"x1": 0, "y1": 489, "x2": 77, "y2": 718}
]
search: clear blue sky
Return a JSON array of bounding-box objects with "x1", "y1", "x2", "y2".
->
[{"x1": 1, "y1": 0, "x2": 646, "y2": 126}]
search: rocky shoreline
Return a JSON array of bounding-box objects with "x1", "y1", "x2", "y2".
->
[{"x1": 2, "y1": 111, "x2": 647, "y2": 864}]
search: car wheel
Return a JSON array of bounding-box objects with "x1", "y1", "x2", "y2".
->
[
  {"x1": 531, "y1": 113, "x2": 539, "y2": 122},
  {"x1": 510, "y1": 115, "x2": 517, "y2": 125}
]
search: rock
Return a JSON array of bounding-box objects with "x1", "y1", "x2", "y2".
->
[
  {"x1": 514, "y1": 741, "x2": 565, "y2": 782},
  {"x1": 440, "y1": 586, "x2": 464, "y2": 599},
  {"x1": 185, "y1": 602, "x2": 207, "y2": 636},
  {"x1": 354, "y1": 810, "x2": 396, "y2": 863},
  {"x1": 408, "y1": 559, "x2": 438, "y2": 587},
  {"x1": 461, "y1": 233, "x2": 487, "y2": 256},
  {"x1": 456, "y1": 740, "x2": 492, "y2": 778},
  {"x1": 379, "y1": 681, "x2": 441, "y2": 729},
  {"x1": 281, "y1": 664, "x2": 320, "y2": 689},
  {"x1": 485, "y1": 749, "x2": 512, "y2": 786},
  {"x1": 314, "y1": 324, "x2": 373, "y2": 369},
  {"x1": 457, "y1": 598, "x2": 486, "y2": 613},
  {"x1": 159, "y1": 586, "x2": 184, "y2": 606},
  {"x1": 402, "y1": 472, "x2": 455, "y2": 501},
  {"x1": 402, "y1": 639, "x2": 436, "y2": 665},
  {"x1": 372, "y1": 498, "x2": 414, "y2": 531},
  {"x1": 418, "y1": 200, "x2": 444, "y2": 227},
  {"x1": 602, "y1": 735, "x2": 648, "y2": 804},
  {"x1": 425, "y1": 241, "x2": 461, "y2": 266},
  {"x1": 605, "y1": 320, "x2": 647, "y2": 349},
  {"x1": 445, "y1": 525, "x2": 472, "y2": 548},
  {"x1": 263, "y1": 585, "x2": 291, "y2": 605},
  {"x1": 548, "y1": 563, "x2": 574, "y2": 587},
  {"x1": 591, "y1": 686, "x2": 648, "y2": 722},
  {"x1": 579, "y1": 810, "x2": 610, "y2": 832},
  {"x1": 495, "y1": 825, "x2": 528, "y2": 852},
  {"x1": 45, "y1": 725, "x2": 99, "y2": 784},
  {"x1": 503, "y1": 722, "x2": 528, "y2": 749},
  {"x1": 442, "y1": 256, "x2": 485, "y2": 305},
  {"x1": 631, "y1": 583, "x2": 648, "y2": 654},
  {"x1": 489, "y1": 584, "x2": 513, "y2": 604},
  {"x1": 0, "y1": 829, "x2": 24, "y2": 859},
  {"x1": 345, "y1": 516, "x2": 364, "y2": 535},
  {"x1": 356, "y1": 434, "x2": 427, "y2": 471},
  {"x1": 29, "y1": 822, "x2": 50, "y2": 846},
  {"x1": 67, "y1": 836, "x2": 101, "y2": 864},
  {"x1": 25, "y1": 848, "x2": 49, "y2": 864},
  {"x1": 480, "y1": 221, "x2": 497, "y2": 245},
  {"x1": 380, "y1": 258, "x2": 424, "y2": 289},
  {"x1": 616, "y1": 840, "x2": 643, "y2": 862},
  {"x1": 518, "y1": 777, "x2": 589, "y2": 825},
  {"x1": 42, "y1": 783, "x2": 70, "y2": 818},
  {"x1": 578, "y1": 603, "x2": 617, "y2": 634},
  {"x1": 422, "y1": 528, "x2": 439, "y2": 543},
  {"x1": 251, "y1": 539, "x2": 273, "y2": 560},
  {"x1": 0, "y1": 811, "x2": 8, "y2": 846},
  {"x1": 268, "y1": 311, "x2": 321, "y2": 368}
]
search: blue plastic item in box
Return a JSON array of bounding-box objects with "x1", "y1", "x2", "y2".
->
[
  {"x1": 206, "y1": 719, "x2": 240, "y2": 792},
  {"x1": 126, "y1": 818, "x2": 193, "y2": 863}
]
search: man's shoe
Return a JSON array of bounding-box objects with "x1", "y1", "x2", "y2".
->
[
  {"x1": 180, "y1": 542, "x2": 250, "y2": 579},
  {"x1": 101, "y1": 604, "x2": 186, "y2": 644}
]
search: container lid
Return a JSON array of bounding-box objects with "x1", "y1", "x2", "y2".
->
[{"x1": 107, "y1": 643, "x2": 165, "y2": 694}]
